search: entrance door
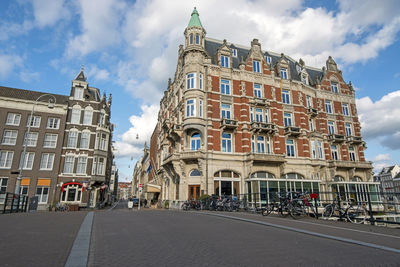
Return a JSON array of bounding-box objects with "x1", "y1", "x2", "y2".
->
[{"x1": 188, "y1": 185, "x2": 200, "y2": 200}]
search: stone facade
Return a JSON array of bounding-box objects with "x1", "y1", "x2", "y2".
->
[{"x1": 149, "y1": 8, "x2": 376, "y2": 206}]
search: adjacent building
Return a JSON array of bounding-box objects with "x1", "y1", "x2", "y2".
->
[
  {"x1": 0, "y1": 68, "x2": 114, "y2": 210},
  {"x1": 375, "y1": 165, "x2": 400, "y2": 193},
  {"x1": 147, "y1": 8, "x2": 376, "y2": 207},
  {"x1": 117, "y1": 182, "x2": 131, "y2": 200}
]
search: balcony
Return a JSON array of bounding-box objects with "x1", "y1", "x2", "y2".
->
[
  {"x1": 307, "y1": 107, "x2": 318, "y2": 117},
  {"x1": 249, "y1": 97, "x2": 269, "y2": 107},
  {"x1": 180, "y1": 150, "x2": 205, "y2": 163},
  {"x1": 250, "y1": 122, "x2": 276, "y2": 134},
  {"x1": 162, "y1": 118, "x2": 170, "y2": 131},
  {"x1": 328, "y1": 160, "x2": 372, "y2": 169},
  {"x1": 246, "y1": 153, "x2": 285, "y2": 163},
  {"x1": 161, "y1": 153, "x2": 179, "y2": 166},
  {"x1": 346, "y1": 135, "x2": 364, "y2": 145},
  {"x1": 220, "y1": 118, "x2": 238, "y2": 130},
  {"x1": 168, "y1": 124, "x2": 182, "y2": 140},
  {"x1": 328, "y1": 134, "x2": 345, "y2": 143},
  {"x1": 284, "y1": 126, "x2": 301, "y2": 137}
]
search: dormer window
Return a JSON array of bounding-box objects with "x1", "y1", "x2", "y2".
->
[
  {"x1": 331, "y1": 82, "x2": 338, "y2": 93},
  {"x1": 280, "y1": 68, "x2": 288, "y2": 79},
  {"x1": 265, "y1": 56, "x2": 271, "y2": 64},
  {"x1": 253, "y1": 60, "x2": 261, "y2": 73},
  {"x1": 189, "y1": 34, "x2": 193, "y2": 45},
  {"x1": 74, "y1": 87, "x2": 83, "y2": 100},
  {"x1": 221, "y1": 55, "x2": 229, "y2": 68},
  {"x1": 195, "y1": 34, "x2": 200, "y2": 45},
  {"x1": 301, "y1": 74, "x2": 308, "y2": 84},
  {"x1": 231, "y1": 48, "x2": 237, "y2": 57}
]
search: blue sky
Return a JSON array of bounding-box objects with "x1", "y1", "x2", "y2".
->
[{"x1": 1, "y1": 0, "x2": 400, "y2": 180}]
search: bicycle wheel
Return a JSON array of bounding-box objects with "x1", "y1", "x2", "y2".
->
[
  {"x1": 322, "y1": 204, "x2": 334, "y2": 219},
  {"x1": 279, "y1": 203, "x2": 290, "y2": 218},
  {"x1": 262, "y1": 203, "x2": 274, "y2": 216},
  {"x1": 289, "y1": 202, "x2": 306, "y2": 219},
  {"x1": 347, "y1": 205, "x2": 367, "y2": 224}
]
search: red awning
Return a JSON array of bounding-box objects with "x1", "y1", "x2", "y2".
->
[{"x1": 61, "y1": 182, "x2": 84, "y2": 192}]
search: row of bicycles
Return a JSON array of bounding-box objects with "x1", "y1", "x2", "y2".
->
[{"x1": 181, "y1": 191, "x2": 368, "y2": 224}]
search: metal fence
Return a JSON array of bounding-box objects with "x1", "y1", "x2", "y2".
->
[{"x1": 2, "y1": 192, "x2": 29, "y2": 214}]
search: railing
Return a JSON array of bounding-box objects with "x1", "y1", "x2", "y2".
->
[
  {"x1": 284, "y1": 126, "x2": 301, "y2": 136},
  {"x1": 329, "y1": 134, "x2": 345, "y2": 143},
  {"x1": 2, "y1": 192, "x2": 29, "y2": 214},
  {"x1": 307, "y1": 107, "x2": 318, "y2": 117},
  {"x1": 251, "y1": 122, "x2": 276, "y2": 134},
  {"x1": 220, "y1": 118, "x2": 238, "y2": 130},
  {"x1": 346, "y1": 136, "x2": 363, "y2": 144}
]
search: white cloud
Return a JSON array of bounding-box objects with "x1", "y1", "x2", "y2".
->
[
  {"x1": 31, "y1": 0, "x2": 70, "y2": 28},
  {"x1": 357, "y1": 90, "x2": 400, "y2": 149},
  {"x1": 86, "y1": 65, "x2": 109, "y2": 81},
  {"x1": 114, "y1": 104, "x2": 159, "y2": 158},
  {"x1": 0, "y1": 54, "x2": 23, "y2": 78},
  {"x1": 65, "y1": 0, "x2": 126, "y2": 58},
  {"x1": 373, "y1": 154, "x2": 391, "y2": 162},
  {"x1": 20, "y1": 71, "x2": 40, "y2": 83}
]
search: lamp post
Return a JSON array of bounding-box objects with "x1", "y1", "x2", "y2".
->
[{"x1": 14, "y1": 94, "x2": 56, "y2": 195}]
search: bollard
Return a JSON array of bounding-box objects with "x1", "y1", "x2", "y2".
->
[{"x1": 367, "y1": 192, "x2": 375, "y2": 226}]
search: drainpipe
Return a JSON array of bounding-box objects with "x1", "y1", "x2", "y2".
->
[{"x1": 205, "y1": 65, "x2": 209, "y2": 195}]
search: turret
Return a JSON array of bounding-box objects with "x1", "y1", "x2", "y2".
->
[{"x1": 184, "y1": 7, "x2": 206, "y2": 49}]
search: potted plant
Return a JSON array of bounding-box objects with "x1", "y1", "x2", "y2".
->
[{"x1": 164, "y1": 200, "x2": 169, "y2": 209}]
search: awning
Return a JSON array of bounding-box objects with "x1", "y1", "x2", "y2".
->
[
  {"x1": 21, "y1": 178, "x2": 30, "y2": 186},
  {"x1": 146, "y1": 184, "x2": 161, "y2": 193},
  {"x1": 61, "y1": 182, "x2": 84, "y2": 192},
  {"x1": 37, "y1": 179, "x2": 51, "y2": 186}
]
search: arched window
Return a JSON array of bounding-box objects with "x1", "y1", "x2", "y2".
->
[
  {"x1": 61, "y1": 183, "x2": 83, "y2": 202},
  {"x1": 71, "y1": 105, "x2": 81, "y2": 124},
  {"x1": 83, "y1": 106, "x2": 93, "y2": 125},
  {"x1": 189, "y1": 34, "x2": 193, "y2": 45},
  {"x1": 334, "y1": 175, "x2": 344, "y2": 182},
  {"x1": 67, "y1": 129, "x2": 79, "y2": 148},
  {"x1": 222, "y1": 132, "x2": 232, "y2": 152},
  {"x1": 190, "y1": 169, "x2": 201, "y2": 176},
  {"x1": 214, "y1": 170, "x2": 240, "y2": 196},
  {"x1": 283, "y1": 173, "x2": 304, "y2": 179},
  {"x1": 190, "y1": 133, "x2": 200, "y2": 151},
  {"x1": 351, "y1": 176, "x2": 362, "y2": 182},
  {"x1": 250, "y1": 172, "x2": 275, "y2": 179},
  {"x1": 195, "y1": 34, "x2": 200, "y2": 44},
  {"x1": 80, "y1": 130, "x2": 90, "y2": 149},
  {"x1": 98, "y1": 109, "x2": 106, "y2": 125}
]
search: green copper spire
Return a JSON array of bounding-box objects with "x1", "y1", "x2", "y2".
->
[{"x1": 187, "y1": 7, "x2": 203, "y2": 28}]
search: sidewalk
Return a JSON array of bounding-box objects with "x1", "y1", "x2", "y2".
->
[{"x1": 0, "y1": 211, "x2": 87, "y2": 266}]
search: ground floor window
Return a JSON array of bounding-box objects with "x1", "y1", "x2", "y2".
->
[
  {"x1": 35, "y1": 186, "x2": 49, "y2": 204},
  {"x1": 214, "y1": 180, "x2": 239, "y2": 196},
  {"x1": 330, "y1": 183, "x2": 380, "y2": 203},
  {"x1": 0, "y1": 177, "x2": 8, "y2": 203},
  {"x1": 61, "y1": 184, "x2": 82, "y2": 202},
  {"x1": 20, "y1": 186, "x2": 29, "y2": 196},
  {"x1": 246, "y1": 179, "x2": 320, "y2": 206}
]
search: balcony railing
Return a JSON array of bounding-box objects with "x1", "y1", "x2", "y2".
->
[
  {"x1": 250, "y1": 122, "x2": 276, "y2": 134},
  {"x1": 220, "y1": 118, "x2": 238, "y2": 130},
  {"x1": 180, "y1": 150, "x2": 205, "y2": 162},
  {"x1": 246, "y1": 152, "x2": 285, "y2": 163},
  {"x1": 249, "y1": 97, "x2": 269, "y2": 106},
  {"x1": 307, "y1": 107, "x2": 318, "y2": 117},
  {"x1": 168, "y1": 124, "x2": 182, "y2": 140},
  {"x1": 328, "y1": 134, "x2": 345, "y2": 143},
  {"x1": 346, "y1": 135, "x2": 363, "y2": 145},
  {"x1": 284, "y1": 126, "x2": 301, "y2": 136},
  {"x1": 328, "y1": 160, "x2": 372, "y2": 169}
]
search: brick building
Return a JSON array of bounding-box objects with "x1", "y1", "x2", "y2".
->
[
  {"x1": 149, "y1": 8, "x2": 376, "y2": 207},
  {"x1": 0, "y1": 68, "x2": 114, "y2": 210}
]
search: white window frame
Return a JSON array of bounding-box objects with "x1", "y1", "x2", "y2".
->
[
  {"x1": 221, "y1": 133, "x2": 232, "y2": 153},
  {"x1": 221, "y1": 104, "x2": 231, "y2": 119},
  {"x1": 71, "y1": 106, "x2": 81, "y2": 124},
  {"x1": 190, "y1": 133, "x2": 201, "y2": 151},
  {"x1": 345, "y1": 123, "x2": 352, "y2": 137},
  {"x1": 280, "y1": 68, "x2": 288, "y2": 79},
  {"x1": 36, "y1": 186, "x2": 49, "y2": 204},
  {"x1": 186, "y1": 99, "x2": 196, "y2": 118},
  {"x1": 328, "y1": 121, "x2": 335, "y2": 135},
  {"x1": 253, "y1": 60, "x2": 261, "y2": 73},
  {"x1": 80, "y1": 131, "x2": 90, "y2": 149},
  {"x1": 0, "y1": 151, "x2": 13, "y2": 169},
  {"x1": 27, "y1": 115, "x2": 41, "y2": 128},
  {"x1": 309, "y1": 118, "x2": 314, "y2": 131},
  {"x1": 325, "y1": 100, "x2": 332, "y2": 114},
  {"x1": 74, "y1": 87, "x2": 84, "y2": 100},
  {"x1": 6, "y1": 113, "x2": 21, "y2": 126},
  {"x1": 254, "y1": 83, "x2": 262, "y2": 98},
  {"x1": 186, "y1": 73, "x2": 196, "y2": 90},
  {"x1": 67, "y1": 131, "x2": 78, "y2": 148},
  {"x1": 99, "y1": 133, "x2": 107, "y2": 151},
  {"x1": 20, "y1": 152, "x2": 35, "y2": 170},
  {"x1": 76, "y1": 156, "x2": 88, "y2": 175},
  {"x1": 47, "y1": 117, "x2": 60, "y2": 129},
  {"x1": 43, "y1": 133, "x2": 57, "y2": 148},
  {"x1": 284, "y1": 112, "x2": 292, "y2": 127},
  {"x1": 0, "y1": 177, "x2": 8, "y2": 204},
  {"x1": 282, "y1": 89, "x2": 290, "y2": 104},
  {"x1": 220, "y1": 79, "x2": 231, "y2": 95},
  {"x1": 63, "y1": 156, "x2": 74, "y2": 174},
  {"x1": 255, "y1": 108, "x2": 263, "y2": 122},
  {"x1": 265, "y1": 56, "x2": 271, "y2": 64},
  {"x1": 61, "y1": 184, "x2": 82, "y2": 203},
  {"x1": 286, "y1": 139, "x2": 295, "y2": 157},
  {"x1": 83, "y1": 107, "x2": 93, "y2": 125},
  {"x1": 306, "y1": 95, "x2": 312, "y2": 108},
  {"x1": 97, "y1": 157, "x2": 105, "y2": 175},
  {"x1": 40, "y1": 153, "x2": 55, "y2": 170},
  {"x1": 317, "y1": 141, "x2": 324, "y2": 159},
  {"x1": 199, "y1": 100, "x2": 203, "y2": 117},
  {"x1": 349, "y1": 146, "x2": 356, "y2": 161},
  {"x1": 331, "y1": 145, "x2": 339, "y2": 160},
  {"x1": 24, "y1": 132, "x2": 38, "y2": 147},
  {"x1": 342, "y1": 103, "x2": 350, "y2": 116},
  {"x1": 331, "y1": 82, "x2": 339, "y2": 93},
  {"x1": 231, "y1": 48, "x2": 237, "y2": 57},
  {"x1": 221, "y1": 55, "x2": 229, "y2": 68},
  {"x1": 2, "y1": 130, "x2": 18, "y2": 145},
  {"x1": 256, "y1": 136, "x2": 265, "y2": 154}
]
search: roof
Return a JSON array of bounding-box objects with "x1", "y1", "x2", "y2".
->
[
  {"x1": 187, "y1": 7, "x2": 203, "y2": 28},
  {"x1": 204, "y1": 38, "x2": 324, "y2": 86},
  {"x1": 0, "y1": 85, "x2": 69, "y2": 105},
  {"x1": 379, "y1": 165, "x2": 395, "y2": 175},
  {"x1": 74, "y1": 66, "x2": 87, "y2": 81}
]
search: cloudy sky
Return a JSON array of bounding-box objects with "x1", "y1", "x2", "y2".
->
[{"x1": 1, "y1": 0, "x2": 400, "y2": 180}]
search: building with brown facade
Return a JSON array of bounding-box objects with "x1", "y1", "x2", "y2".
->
[
  {"x1": 0, "y1": 68, "x2": 114, "y2": 210},
  {"x1": 148, "y1": 8, "x2": 377, "y2": 208}
]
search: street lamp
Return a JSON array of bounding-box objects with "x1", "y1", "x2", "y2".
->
[{"x1": 14, "y1": 94, "x2": 57, "y2": 195}]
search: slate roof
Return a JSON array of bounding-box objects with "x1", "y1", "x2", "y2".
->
[
  {"x1": 0, "y1": 85, "x2": 69, "y2": 105},
  {"x1": 379, "y1": 165, "x2": 395, "y2": 175},
  {"x1": 204, "y1": 38, "x2": 324, "y2": 86}
]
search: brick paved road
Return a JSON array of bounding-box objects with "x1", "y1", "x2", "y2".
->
[
  {"x1": 0, "y1": 211, "x2": 87, "y2": 267},
  {"x1": 89, "y1": 210, "x2": 400, "y2": 266}
]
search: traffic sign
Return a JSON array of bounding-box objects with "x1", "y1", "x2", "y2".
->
[{"x1": 139, "y1": 184, "x2": 143, "y2": 188}]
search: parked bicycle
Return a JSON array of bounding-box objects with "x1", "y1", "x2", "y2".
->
[
  {"x1": 262, "y1": 192, "x2": 292, "y2": 217},
  {"x1": 55, "y1": 203, "x2": 69, "y2": 212},
  {"x1": 322, "y1": 197, "x2": 367, "y2": 224},
  {"x1": 288, "y1": 192, "x2": 318, "y2": 219}
]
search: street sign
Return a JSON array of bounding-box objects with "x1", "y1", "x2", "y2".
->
[
  {"x1": 139, "y1": 184, "x2": 143, "y2": 188},
  {"x1": 139, "y1": 187, "x2": 143, "y2": 193}
]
